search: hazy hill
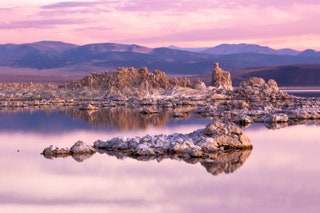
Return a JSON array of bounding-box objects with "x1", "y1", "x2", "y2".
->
[
  {"x1": 277, "y1": 48, "x2": 300, "y2": 55},
  {"x1": 63, "y1": 43, "x2": 153, "y2": 56},
  {"x1": 202, "y1": 43, "x2": 278, "y2": 55},
  {"x1": 170, "y1": 43, "x2": 300, "y2": 55},
  {"x1": 298, "y1": 49, "x2": 320, "y2": 57}
]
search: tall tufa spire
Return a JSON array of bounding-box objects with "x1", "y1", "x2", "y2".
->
[{"x1": 211, "y1": 62, "x2": 233, "y2": 90}]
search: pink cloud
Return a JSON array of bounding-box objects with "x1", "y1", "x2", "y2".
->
[{"x1": 0, "y1": 0, "x2": 320, "y2": 50}]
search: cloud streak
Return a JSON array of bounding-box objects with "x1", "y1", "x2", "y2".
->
[
  {"x1": 41, "y1": 1, "x2": 102, "y2": 9},
  {"x1": 0, "y1": 19, "x2": 85, "y2": 29}
]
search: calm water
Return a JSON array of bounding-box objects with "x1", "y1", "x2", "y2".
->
[
  {"x1": 285, "y1": 89, "x2": 320, "y2": 98},
  {"x1": 0, "y1": 107, "x2": 319, "y2": 213}
]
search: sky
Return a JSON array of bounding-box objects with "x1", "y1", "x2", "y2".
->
[{"x1": 0, "y1": 0, "x2": 320, "y2": 50}]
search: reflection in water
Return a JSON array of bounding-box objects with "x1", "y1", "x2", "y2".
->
[
  {"x1": 264, "y1": 122, "x2": 289, "y2": 130},
  {"x1": 58, "y1": 107, "x2": 172, "y2": 130},
  {"x1": 43, "y1": 152, "x2": 95, "y2": 162},
  {"x1": 102, "y1": 149, "x2": 252, "y2": 176},
  {"x1": 72, "y1": 153, "x2": 95, "y2": 162},
  {"x1": 1, "y1": 106, "x2": 319, "y2": 132},
  {"x1": 0, "y1": 106, "x2": 178, "y2": 132},
  {"x1": 42, "y1": 148, "x2": 252, "y2": 176},
  {"x1": 1, "y1": 108, "x2": 320, "y2": 212},
  {"x1": 201, "y1": 150, "x2": 252, "y2": 175}
]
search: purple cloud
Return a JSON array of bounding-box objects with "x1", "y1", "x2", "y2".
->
[
  {"x1": 0, "y1": 19, "x2": 84, "y2": 29},
  {"x1": 0, "y1": 7, "x2": 19, "y2": 13},
  {"x1": 114, "y1": 0, "x2": 320, "y2": 13},
  {"x1": 41, "y1": 1, "x2": 101, "y2": 9},
  {"x1": 39, "y1": 1, "x2": 114, "y2": 17}
]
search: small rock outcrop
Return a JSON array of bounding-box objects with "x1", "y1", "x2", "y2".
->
[
  {"x1": 42, "y1": 141, "x2": 96, "y2": 160},
  {"x1": 70, "y1": 141, "x2": 96, "y2": 154},
  {"x1": 193, "y1": 78, "x2": 206, "y2": 90},
  {"x1": 211, "y1": 62, "x2": 233, "y2": 90},
  {"x1": 235, "y1": 77, "x2": 290, "y2": 101}
]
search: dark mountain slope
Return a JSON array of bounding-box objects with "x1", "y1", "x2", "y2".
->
[{"x1": 232, "y1": 64, "x2": 320, "y2": 86}]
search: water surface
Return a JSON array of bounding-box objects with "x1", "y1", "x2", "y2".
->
[{"x1": 0, "y1": 108, "x2": 319, "y2": 213}]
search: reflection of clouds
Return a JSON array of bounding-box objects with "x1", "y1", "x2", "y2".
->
[
  {"x1": 0, "y1": 128, "x2": 250, "y2": 212},
  {"x1": 245, "y1": 123, "x2": 320, "y2": 143},
  {"x1": 243, "y1": 124, "x2": 320, "y2": 171},
  {"x1": 59, "y1": 107, "x2": 172, "y2": 131}
]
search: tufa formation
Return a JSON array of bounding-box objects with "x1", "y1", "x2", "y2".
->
[{"x1": 211, "y1": 62, "x2": 233, "y2": 90}]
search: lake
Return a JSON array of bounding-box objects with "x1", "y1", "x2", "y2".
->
[
  {"x1": 285, "y1": 89, "x2": 320, "y2": 98},
  {"x1": 0, "y1": 105, "x2": 319, "y2": 213}
]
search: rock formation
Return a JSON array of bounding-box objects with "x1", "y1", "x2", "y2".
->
[
  {"x1": 235, "y1": 77, "x2": 290, "y2": 101},
  {"x1": 65, "y1": 67, "x2": 192, "y2": 98},
  {"x1": 211, "y1": 62, "x2": 233, "y2": 90}
]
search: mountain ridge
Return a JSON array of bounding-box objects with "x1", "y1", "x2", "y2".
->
[{"x1": 0, "y1": 40, "x2": 319, "y2": 87}]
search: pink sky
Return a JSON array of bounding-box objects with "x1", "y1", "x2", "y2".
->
[{"x1": 0, "y1": 0, "x2": 320, "y2": 50}]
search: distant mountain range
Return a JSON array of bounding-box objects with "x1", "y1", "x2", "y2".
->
[{"x1": 0, "y1": 41, "x2": 319, "y2": 86}]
